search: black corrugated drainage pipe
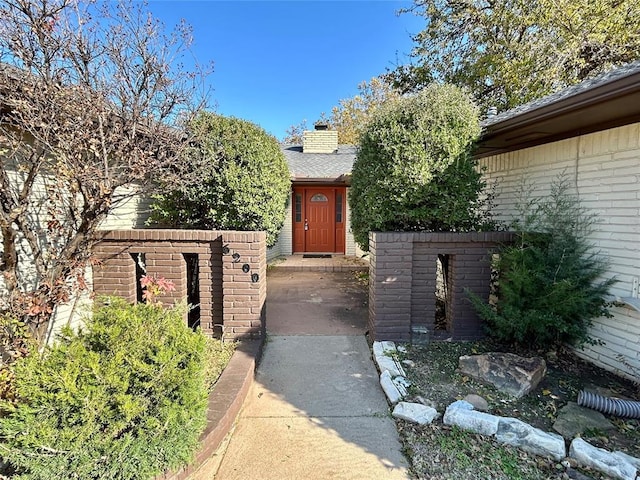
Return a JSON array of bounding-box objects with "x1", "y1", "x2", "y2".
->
[{"x1": 577, "y1": 390, "x2": 640, "y2": 419}]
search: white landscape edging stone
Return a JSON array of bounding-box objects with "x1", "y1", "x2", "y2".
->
[
  {"x1": 444, "y1": 401, "x2": 566, "y2": 460},
  {"x1": 443, "y1": 400, "x2": 500, "y2": 436},
  {"x1": 374, "y1": 341, "x2": 411, "y2": 405},
  {"x1": 372, "y1": 341, "x2": 406, "y2": 377},
  {"x1": 373, "y1": 340, "x2": 397, "y2": 358},
  {"x1": 393, "y1": 402, "x2": 439, "y2": 425},
  {"x1": 376, "y1": 355, "x2": 405, "y2": 378},
  {"x1": 614, "y1": 451, "x2": 640, "y2": 471},
  {"x1": 569, "y1": 438, "x2": 638, "y2": 480},
  {"x1": 380, "y1": 370, "x2": 403, "y2": 404},
  {"x1": 496, "y1": 417, "x2": 566, "y2": 460}
]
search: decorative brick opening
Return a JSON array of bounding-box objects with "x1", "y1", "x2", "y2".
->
[
  {"x1": 368, "y1": 231, "x2": 515, "y2": 343},
  {"x1": 92, "y1": 229, "x2": 267, "y2": 342},
  {"x1": 183, "y1": 253, "x2": 200, "y2": 330},
  {"x1": 130, "y1": 252, "x2": 146, "y2": 303}
]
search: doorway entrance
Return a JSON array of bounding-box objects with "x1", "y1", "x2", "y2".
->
[{"x1": 292, "y1": 186, "x2": 346, "y2": 253}]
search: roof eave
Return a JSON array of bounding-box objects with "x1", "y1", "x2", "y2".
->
[
  {"x1": 291, "y1": 175, "x2": 351, "y2": 186},
  {"x1": 475, "y1": 70, "x2": 640, "y2": 158}
]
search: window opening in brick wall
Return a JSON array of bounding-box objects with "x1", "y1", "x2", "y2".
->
[
  {"x1": 184, "y1": 253, "x2": 201, "y2": 330},
  {"x1": 489, "y1": 253, "x2": 500, "y2": 308},
  {"x1": 131, "y1": 253, "x2": 146, "y2": 303},
  {"x1": 435, "y1": 254, "x2": 450, "y2": 333}
]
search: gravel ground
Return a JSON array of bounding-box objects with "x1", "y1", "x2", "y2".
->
[{"x1": 394, "y1": 340, "x2": 640, "y2": 480}]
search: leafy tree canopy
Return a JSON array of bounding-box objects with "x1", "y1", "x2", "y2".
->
[
  {"x1": 329, "y1": 77, "x2": 401, "y2": 145},
  {"x1": 349, "y1": 84, "x2": 494, "y2": 251},
  {"x1": 283, "y1": 77, "x2": 400, "y2": 145},
  {"x1": 150, "y1": 112, "x2": 291, "y2": 247},
  {"x1": 283, "y1": 119, "x2": 309, "y2": 145},
  {"x1": 386, "y1": 0, "x2": 640, "y2": 112}
]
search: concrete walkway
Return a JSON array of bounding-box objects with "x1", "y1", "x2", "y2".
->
[{"x1": 199, "y1": 268, "x2": 409, "y2": 479}]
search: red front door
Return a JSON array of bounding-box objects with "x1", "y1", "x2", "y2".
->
[
  {"x1": 293, "y1": 186, "x2": 346, "y2": 253},
  {"x1": 306, "y1": 188, "x2": 334, "y2": 252}
]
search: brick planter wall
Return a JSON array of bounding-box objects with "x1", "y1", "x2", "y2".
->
[
  {"x1": 369, "y1": 231, "x2": 514, "y2": 343},
  {"x1": 92, "y1": 229, "x2": 266, "y2": 341}
]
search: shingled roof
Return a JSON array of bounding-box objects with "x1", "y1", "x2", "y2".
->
[
  {"x1": 476, "y1": 60, "x2": 640, "y2": 157},
  {"x1": 281, "y1": 144, "x2": 356, "y2": 182},
  {"x1": 482, "y1": 60, "x2": 640, "y2": 128}
]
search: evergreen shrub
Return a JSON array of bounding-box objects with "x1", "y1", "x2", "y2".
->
[
  {"x1": 0, "y1": 315, "x2": 33, "y2": 406},
  {"x1": 0, "y1": 298, "x2": 209, "y2": 479},
  {"x1": 469, "y1": 174, "x2": 616, "y2": 349}
]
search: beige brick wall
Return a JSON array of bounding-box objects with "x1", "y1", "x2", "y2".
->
[
  {"x1": 478, "y1": 122, "x2": 640, "y2": 381},
  {"x1": 302, "y1": 130, "x2": 338, "y2": 153}
]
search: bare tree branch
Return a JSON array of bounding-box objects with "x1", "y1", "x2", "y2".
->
[{"x1": 0, "y1": 0, "x2": 213, "y2": 341}]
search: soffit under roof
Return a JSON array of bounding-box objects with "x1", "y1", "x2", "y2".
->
[{"x1": 475, "y1": 62, "x2": 640, "y2": 158}]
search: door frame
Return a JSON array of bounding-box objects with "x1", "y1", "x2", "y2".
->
[{"x1": 292, "y1": 185, "x2": 346, "y2": 254}]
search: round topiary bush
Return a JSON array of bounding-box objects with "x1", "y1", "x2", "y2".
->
[
  {"x1": 0, "y1": 298, "x2": 209, "y2": 479},
  {"x1": 349, "y1": 83, "x2": 492, "y2": 250},
  {"x1": 150, "y1": 112, "x2": 291, "y2": 247}
]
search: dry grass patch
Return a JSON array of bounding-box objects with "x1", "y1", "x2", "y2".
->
[{"x1": 205, "y1": 338, "x2": 236, "y2": 391}]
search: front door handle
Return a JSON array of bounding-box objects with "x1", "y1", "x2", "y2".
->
[{"x1": 304, "y1": 219, "x2": 309, "y2": 231}]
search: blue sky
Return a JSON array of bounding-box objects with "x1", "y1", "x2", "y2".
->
[{"x1": 148, "y1": 1, "x2": 422, "y2": 140}]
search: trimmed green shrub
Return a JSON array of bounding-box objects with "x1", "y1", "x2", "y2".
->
[
  {"x1": 469, "y1": 174, "x2": 616, "y2": 349},
  {"x1": 349, "y1": 83, "x2": 493, "y2": 251},
  {"x1": 150, "y1": 112, "x2": 291, "y2": 247},
  {"x1": 0, "y1": 298, "x2": 209, "y2": 479},
  {"x1": 0, "y1": 315, "x2": 34, "y2": 407}
]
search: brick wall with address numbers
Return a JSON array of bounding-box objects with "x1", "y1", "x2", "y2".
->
[{"x1": 92, "y1": 229, "x2": 266, "y2": 342}]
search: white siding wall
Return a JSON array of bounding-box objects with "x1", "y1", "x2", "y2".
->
[
  {"x1": 99, "y1": 191, "x2": 152, "y2": 230},
  {"x1": 47, "y1": 191, "x2": 152, "y2": 342},
  {"x1": 0, "y1": 176, "x2": 152, "y2": 344},
  {"x1": 268, "y1": 198, "x2": 293, "y2": 261},
  {"x1": 479, "y1": 122, "x2": 640, "y2": 381},
  {"x1": 345, "y1": 188, "x2": 364, "y2": 257}
]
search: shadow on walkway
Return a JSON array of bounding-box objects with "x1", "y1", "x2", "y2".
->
[{"x1": 205, "y1": 268, "x2": 409, "y2": 479}]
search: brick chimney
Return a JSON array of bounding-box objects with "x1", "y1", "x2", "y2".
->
[{"x1": 302, "y1": 122, "x2": 338, "y2": 153}]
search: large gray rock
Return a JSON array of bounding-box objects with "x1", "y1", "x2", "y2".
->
[
  {"x1": 496, "y1": 417, "x2": 566, "y2": 460},
  {"x1": 570, "y1": 438, "x2": 637, "y2": 480},
  {"x1": 463, "y1": 393, "x2": 489, "y2": 412},
  {"x1": 458, "y1": 352, "x2": 546, "y2": 398},
  {"x1": 553, "y1": 401, "x2": 615, "y2": 439},
  {"x1": 393, "y1": 402, "x2": 439, "y2": 425},
  {"x1": 443, "y1": 400, "x2": 500, "y2": 436}
]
